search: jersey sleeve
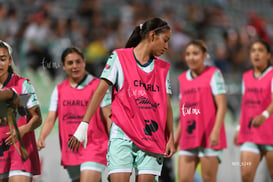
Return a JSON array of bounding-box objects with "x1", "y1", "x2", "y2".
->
[
  {"x1": 100, "y1": 51, "x2": 119, "y2": 85},
  {"x1": 21, "y1": 80, "x2": 39, "y2": 109},
  {"x1": 210, "y1": 70, "x2": 226, "y2": 95},
  {"x1": 48, "y1": 86, "x2": 58, "y2": 112}
]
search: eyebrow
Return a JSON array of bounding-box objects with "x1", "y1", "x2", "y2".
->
[{"x1": 0, "y1": 55, "x2": 8, "y2": 58}]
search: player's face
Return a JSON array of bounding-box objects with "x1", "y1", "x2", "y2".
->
[
  {"x1": 185, "y1": 44, "x2": 206, "y2": 71},
  {"x1": 0, "y1": 47, "x2": 11, "y2": 80},
  {"x1": 250, "y1": 42, "x2": 271, "y2": 69},
  {"x1": 151, "y1": 30, "x2": 171, "y2": 57},
  {"x1": 63, "y1": 52, "x2": 86, "y2": 81}
]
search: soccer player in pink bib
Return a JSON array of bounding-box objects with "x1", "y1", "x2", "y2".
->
[
  {"x1": 68, "y1": 17, "x2": 175, "y2": 182},
  {"x1": 175, "y1": 39, "x2": 227, "y2": 182},
  {"x1": 0, "y1": 40, "x2": 42, "y2": 181},
  {"x1": 37, "y1": 47, "x2": 111, "y2": 182},
  {"x1": 233, "y1": 39, "x2": 273, "y2": 182}
]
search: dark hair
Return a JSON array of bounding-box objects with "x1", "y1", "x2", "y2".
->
[
  {"x1": 0, "y1": 41, "x2": 14, "y2": 73},
  {"x1": 61, "y1": 47, "x2": 85, "y2": 64},
  {"x1": 249, "y1": 39, "x2": 271, "y2": 53},
  {"x1": 125, "y1": 17, "x2": 170, "y2": 48},
  {"x1": 185, "y1": 39, "x2": 207, "y2": 53}
]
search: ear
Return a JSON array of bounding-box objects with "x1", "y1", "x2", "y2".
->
[
  {"x1": 203, "y1": 52, "x2": 208, "y2": 60},
  {"x1": 149, "y1": 31, "x2": 155, "y2": 42},
  {"x1": 8, "y1": 57, "x2": 12, "y2": 66}
]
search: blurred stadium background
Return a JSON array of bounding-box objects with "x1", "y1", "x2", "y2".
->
[{"x1": 1, "y1": 0, "x2": 273, "y2": 181}]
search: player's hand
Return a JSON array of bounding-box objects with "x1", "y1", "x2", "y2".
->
[
  {"x1": 37, "y1": 137, "x2": 46, "y2": 151},
  {"x1": 68, "y1": 136, "x2": 81, "y2": 152},
  {"x1": 209, "y1": 129, "x2": 219, "y2": 147},
  {"x1": 68, "y1": 121, "x2": 88, "y2": 152},
  {"x1": 233, "y1": 130, "x2": 240, "y2": 146},
  {"x1": 164, "y1": 138, "x2": 175, "y2": 158},
  {"x1": 5, "y1": 125, "x2": 26, "y2": 145},
  {"x1": 5, "y1": 129, "x2": 17, "y2": 145},
  {"x1": 252, "y1": 115, "x2": 266, "y2": 127}
]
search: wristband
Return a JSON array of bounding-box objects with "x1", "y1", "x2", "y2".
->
[
  {"x1": 262, "y1": 110, "x2": 270, "y2": 119},
  {"x1": 10, "y1": 88, "x2": 18, "y2": 100},
  {"x1": 73, "y1": 121, "x2": 89, "y2": 148}
]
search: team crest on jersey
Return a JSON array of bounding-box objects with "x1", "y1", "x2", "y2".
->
[
  {"x1": 144, "y1": 119, "x2": 158, "y2": 136},
  {"x1": 186, "y1": 120, "x2": 196, "y2": 134},
  {"x1": 105, "y1": 64, "x2": 111, "y2": 70}
]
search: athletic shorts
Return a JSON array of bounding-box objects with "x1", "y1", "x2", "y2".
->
[
  {"x1": 107, "y1": 138, "x2": 164, "y2": 176},
  {"x1": 240, "y1": 142, "x2": 273, "y2": 154},
  {"x1": 0, "y1": 170, "x2": 32, "y2": 180},
  {"x1": 66, "y1": 162, "x2": 106, "y2": 180},
  {"x1": 179, "y1": 147, "x2": 223, "y2": 163}
]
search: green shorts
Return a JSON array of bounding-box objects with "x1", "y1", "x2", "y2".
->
[
  {"x1": 66, "y1": 165, "x2": 80, "y2": 180},
  {"x1": 107, "y1": 138, "x2": 164, "y2": 176},
  {"x1": 66, "y1": 162, "x2": 106, "y2": 180},
  {"x1": 179, "y1": 147, "x2": 223, "y2": 163},
  {"x1": 0, "y1": 171, "x2": 32, "y2": 180},
  {"x1": 240, "y1": 142, "x2": 273, "y2": 154}
]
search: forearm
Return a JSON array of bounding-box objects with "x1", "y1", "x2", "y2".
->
[
  {"x1": 83, "y1": 79, "x2": 110, "y2": 123},
  {"x1": 0, "y1": 88, "x2": 15, "y2": 101},
  {"x1": 101, "y1": 104, "x2": 112, "y2": 133},
  {"x1": 39, "y1": 111, "x2": 57, "y2": 140},
  {"x1": 174, "y1": 121, "x2": 181, "y2": 144},
  {"x1": 213, "y1": 94, "x2": 227, "y2": 132},
  {"x1": 23, "y1": 105, "x2": 42, "y2": 133},
  {"x1": 166, "y1": 95, "x2": 174, "y2": 140},
  {"x1": 263, "y1": 93, "x2": 273, "y2": 116}
]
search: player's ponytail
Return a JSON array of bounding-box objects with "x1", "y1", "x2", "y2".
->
[{"x1": 125, "y1": 17, "x2": 170, "y2": 48}]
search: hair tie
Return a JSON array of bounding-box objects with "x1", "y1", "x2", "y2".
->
[
  {"x1": 152, "y1": 24, "x2": 169, "y2": 32},
  {"x1": 139, "y1": 23, "x2": 143, "y2": 30}
]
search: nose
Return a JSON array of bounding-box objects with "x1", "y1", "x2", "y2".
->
[
  {"x1": 164, "y1": 42, "x2": 169, "y2": 50},
  {"x1": 72, "y1": 62, "x2": 77, "y2": 68}
]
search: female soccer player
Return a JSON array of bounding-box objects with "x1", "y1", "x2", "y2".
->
[
  {"x1": 68, "y1": 17, "x2": 175, "y2": 182},
  {"x1": 233, "y1": 39, "x2": 273, "y2": 182},
  {"x1": 0, "y1": 40, "x2": 42, "y2": 182},
  {"x1": 37, "y1": 47, "x2": 111, "y2": 182},
  {"x1": 175, "y1": 39, "x2": 227, "y2": 182}
]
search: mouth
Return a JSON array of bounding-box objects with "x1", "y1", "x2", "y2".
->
[
  {"x1": 253, "y1": 58, "x2": 260, "y2": 62},
  {"x1": 72, "y1": 70, "x2": 79, "y2": 73}
]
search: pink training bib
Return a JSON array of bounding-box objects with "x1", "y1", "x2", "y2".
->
[
  {"x1": 238, "y1": 69, "x2": 273, "y2": 145},
  {"x1": 0, "y1": 74, "x2": 40, "y2": 175},
  {"x1": 57, "y1": 77, "x2": 108, "y2": 166},
  {"x1": 110, "y1": 48, "x2": 170, "y2": 154},
  {"x1": 178, "y1": 66, "x2": 227, "y2": 150}
]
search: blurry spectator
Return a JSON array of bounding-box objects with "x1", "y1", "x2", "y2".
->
[
  {"x1": 0, "y1": 3, "x2": 8, "y2": 39},
  {"x1": 247, "y1": 11, "x2": 271, "y2": 44},
  {"x1": 66, "y1": 17, "x2": 86, "y2": 48},
  {"x1": 85, "y1": 33, "x2": 108, "y2": 77},
  {"x1": 214, "y1": 43, "x2": 231, "y2": 73},
  {"x1": 5, "y1": 7, "x2": 19, "y2": 44},
  {"x1": 22, "y1": 10, "x2": 52, "y2": 77},
  {"x1": 48, "y1": 18, "x2": 72, "y2": 80}
]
